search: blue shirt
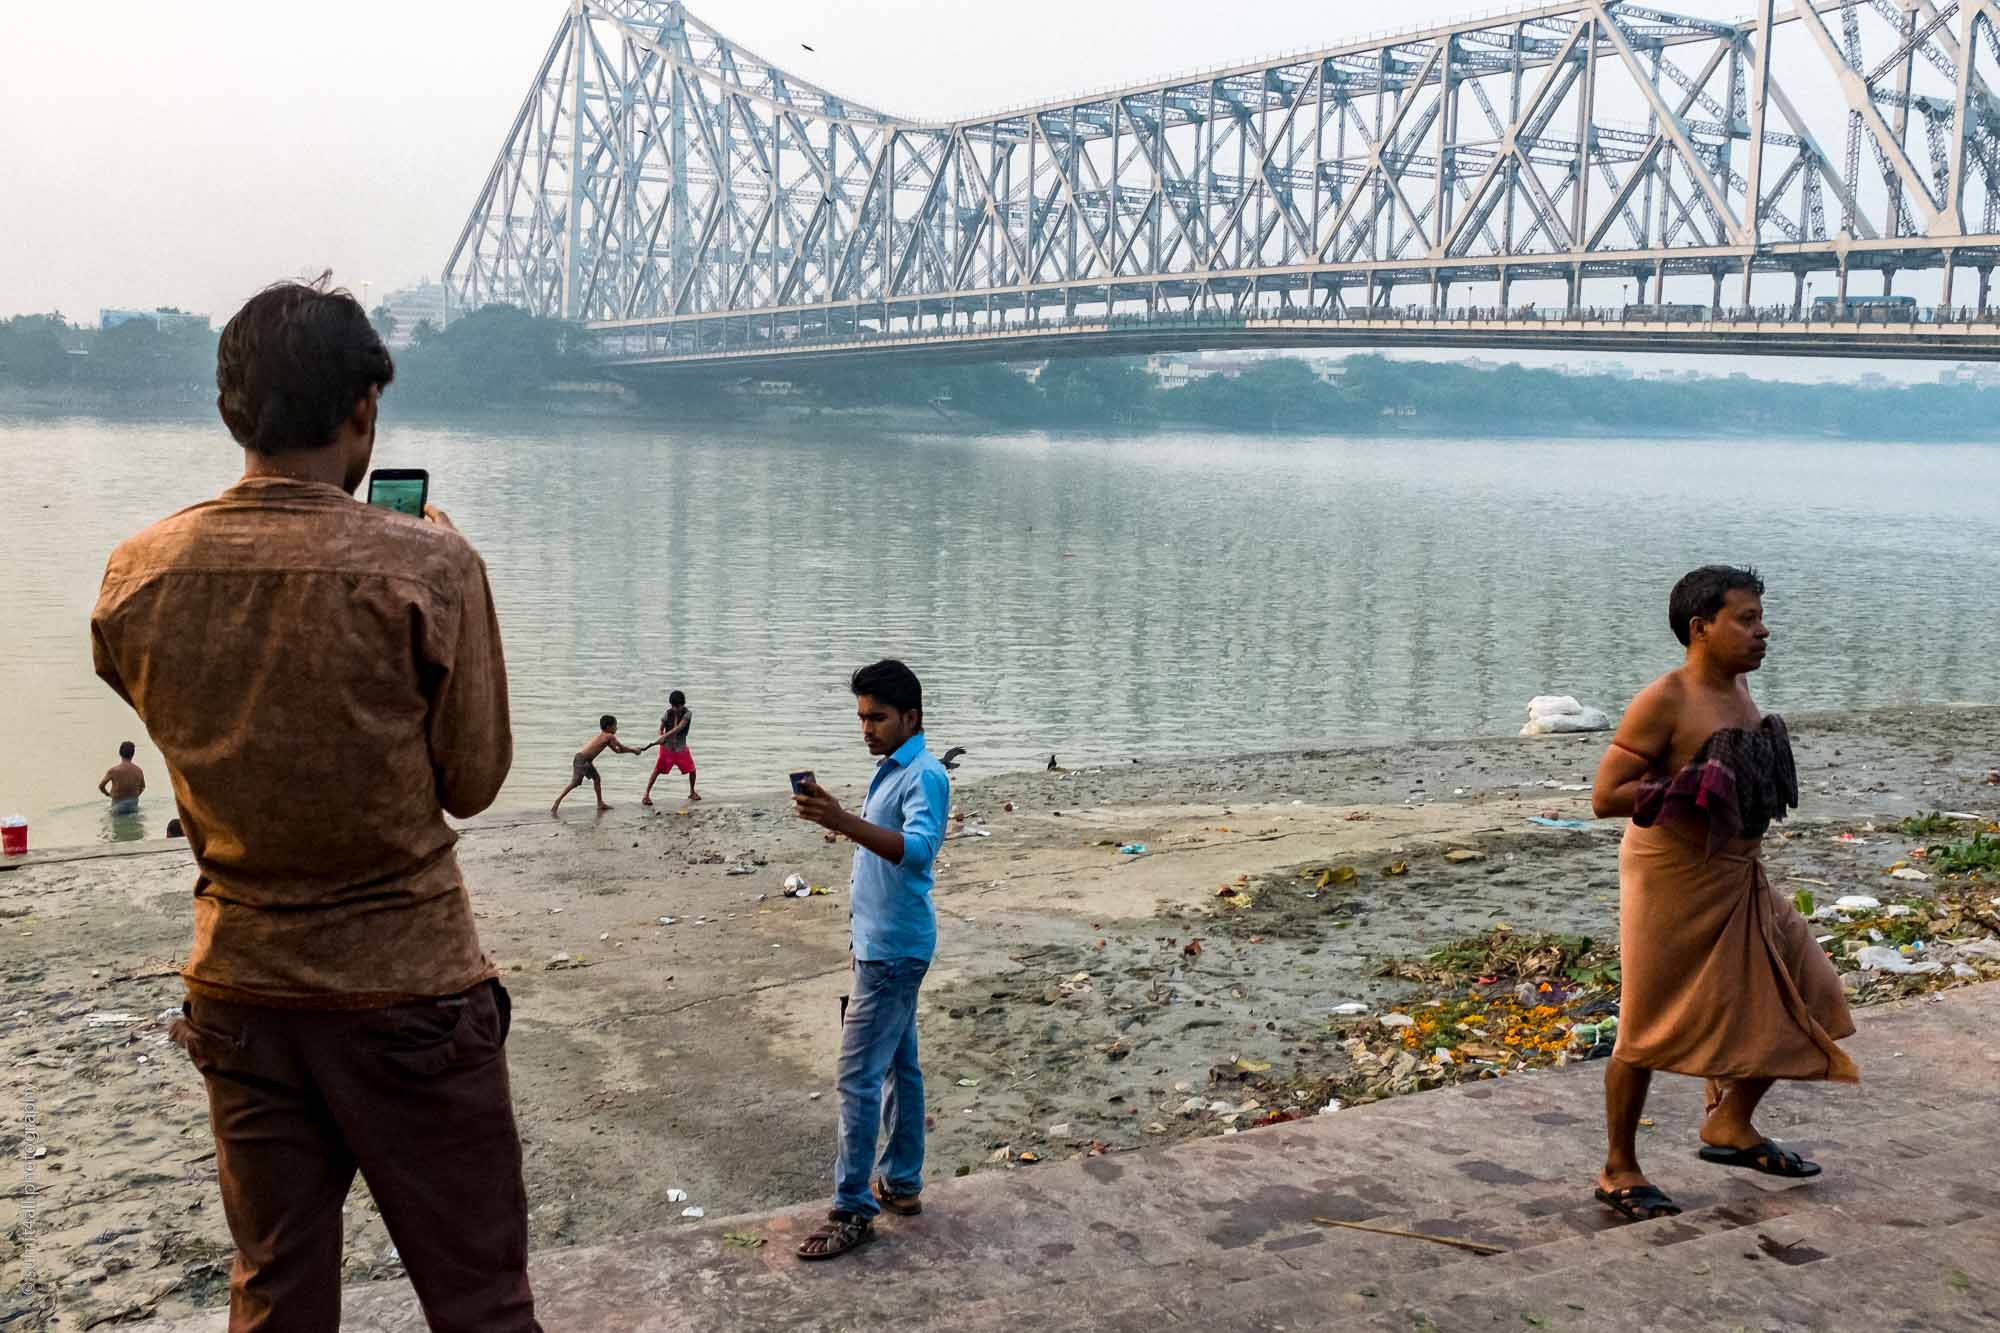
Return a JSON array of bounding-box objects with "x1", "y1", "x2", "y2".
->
[{"x1": 849, "y1": 732, "x2": 950, "y2": 962}]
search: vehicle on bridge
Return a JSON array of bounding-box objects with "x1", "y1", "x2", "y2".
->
[
  {"x1": 1621, "y1": 304, "x2": 1711, "y2": 322},
  {"x1": 1810, "y1": 295, "x2": 1920, "y2": 323}
]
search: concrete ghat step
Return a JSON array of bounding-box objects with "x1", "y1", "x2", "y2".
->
[{"x1": 131, "y1": 987, "x2": 2000, "y2": 1333}]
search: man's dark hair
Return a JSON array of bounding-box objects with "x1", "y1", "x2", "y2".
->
[
  {"x1": 1669, "y1": 565, "x2": 1765, "y2": 646},
  {"x1": 118, "y1": 741, "x2": 136, "y2": 760},
  {"x1": 851, "y1": 659, "x2": 923, "y2": 728},
  {"x1": 600, "y1": 715, "x2": 617, "y2": 732},
  {"x1": 216, "y1": 276, "x2": 394, "y2": 454},
  {"x1": 669, "y1": 690, "x2": 686, "y2": 707}
]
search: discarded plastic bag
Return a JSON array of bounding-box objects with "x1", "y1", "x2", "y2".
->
[{"x1": 1519, "y1": 695, "x2": 1612, "y2": 736}]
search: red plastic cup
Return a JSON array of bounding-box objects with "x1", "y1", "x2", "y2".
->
[{"x1": 1, "y1": 821, "x2": 26, "y2": 856}]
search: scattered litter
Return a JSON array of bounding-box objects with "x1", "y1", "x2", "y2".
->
[
  {"x1": 1889, "y1": 867, "x2": 1931, "y2": 882},
  {"x1": 809, "y1": 1092, "x2": 821, "y2": 1100},
  {"x1": 1330, "y1": 1002, "x2": 1369, "y2": 1017},
  {"x1": 1520, "y1": 695, "x2": 1612, "y2": 736},
  {"x1": 783, "y1": 873, "x2": 809, "y2": 895},
  {"x1": 1384, "y1": 861, "x2": 1409, "y2": 877},
  {"x1": 1527, "y1": 816, "x2": 1595, "y2": 831},
  {"x1": 1118, "y1": 843, "x2": 1147, "y2": 855},
  {"x1": 724, "y1": 864, "x2": 755, "y2": 876},
  {"x1": 1834, "y1": 896, "x2": 1882, "y2": 911},
  {"x1": 1855, "y1": 946, "x2": 1943, "y2": 975},
  {"x1": 1048, "y1": 1123, "x2": 1071, "y2": 1138},
  {"x1": 681, "y1": 1206, "x2": 705, "y2": 1219},
  {"x1": 666, "y1": 1188, "x2": 688, "y2": 1202},
  {"x1": 724, "y1": 1230, "x2": 766, "y2": 1249},
  {"x1": 657, "y1": 916, "x2": 676, "y2": 925},
  {"x1": 1379, "y1": 1013, "x2": 1415, "y2": 1029},
  {"x1": 84, "y1": 1012, "x2": 141, "y2": 1027},
  {"x1": 1318, "y1": 1100, "x2": 1343, "y2": 1116},
  {"x1": 1444, "y1": 849, "x2": 1486, "y2": 863},
  {"x1": 955, "y1": 1078, "x2": 980, "y2": 1088}
]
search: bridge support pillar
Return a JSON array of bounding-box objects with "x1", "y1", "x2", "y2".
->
[
  {"x1": 1792, "y1": 270, "x2": 1806, "y2": 319},
  {"x1": 1837, "y1": 259, "x2": 1851, "y2": 302},
  {"x1": 1979, "y1": 266, "x2": 1993, "y2": 315},
  {"x1": 1941, "y1": 253, "x2": 1957, "y2": 312},
  {"x1": 1429, "y1": 271, "x2": 1442, "y2": 314},
  {"x1": 1739, "y1": 255, "x2": 1756, "y2": 308},
  {"x1": 1652, "y1": 259, "x2": 1667, "y2": 303},
  {"x1": 1499, "y1": 269, "x2": 1513, "y2": 311},
  {"x1": 1566, "y1": 266, "x2": 1581, "y2": 315},
  {"x1": 1881, "y1": 267, "x2": 1897, "y2": 298},
  {"x1": 1709, "y1": 269, "x2": 1724, "y2": 316}
]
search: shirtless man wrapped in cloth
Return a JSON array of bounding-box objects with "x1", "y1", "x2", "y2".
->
[{"x1": 1587, "y1": 565, "x2": 1857, "y2": 1221}]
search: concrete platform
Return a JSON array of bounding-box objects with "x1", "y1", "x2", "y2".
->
[{"x1": 145, "y1": 985, "x2": 2000, "y2": 1332}]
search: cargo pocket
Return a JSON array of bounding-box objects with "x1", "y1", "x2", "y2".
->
[
  {"x1": 370, "y1": 985, "x2": 503, "y2": 1078},
  {"x1": 168, "y1": 1003, "x2": 246, "y2": 1075}
]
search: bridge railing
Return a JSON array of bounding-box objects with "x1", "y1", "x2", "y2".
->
[{"x1": 594, "y1": 301, "x2": 2000, "y2": 362}]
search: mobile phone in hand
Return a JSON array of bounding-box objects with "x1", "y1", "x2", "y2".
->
[
  {"x1": 367, "y1": 468, "x2": 429, "y2": 517},
  {"x1": 789, "y1": 770, "x2": 817, "y2": 795}
]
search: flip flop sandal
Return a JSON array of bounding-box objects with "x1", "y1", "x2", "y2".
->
[
  {"x1": 874, "y1": 1180, "x2": 922, "y2": 1216},
  {"x1": 1697, "y1": 1141, "x2": 1822, "y2": 1178},
  {"x1": 796, "y1": 1211, "x2": 874, "y2": 1261},
  {"x1": 1594, "y1": 1184, "x2": 1682, "y2": 1221}
]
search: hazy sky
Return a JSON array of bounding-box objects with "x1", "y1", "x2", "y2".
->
[
  {"x1": 7, "y1": 0, "x2": 1747, "y2": 322},
  {"x1": 1, "y1": 0, "x2": 1948, "y2": 380}
]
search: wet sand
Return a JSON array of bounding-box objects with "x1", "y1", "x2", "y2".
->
[{"x1": 3, "y1": 704, "x2": 1995, "y2": 1327}]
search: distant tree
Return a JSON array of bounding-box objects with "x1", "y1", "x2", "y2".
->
[
  {"x1": 1038, "y1": 356, "x2": 1157, "y2": 423},
  {"x1": 0, "y1": 314, "x2": 78, "y2": 385},
  {"x1": 389, "y1": 304, "x2": 581, "y2": 408},
  {"x1": 409, "y1": 317, "x2": 437, "y2": 348},
  {"x1": 370, "y1": 304, "x2": 398, "y2": 344}
]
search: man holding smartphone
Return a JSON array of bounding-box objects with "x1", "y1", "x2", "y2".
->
[
  {"x1": 89, "y1": 278, "x2": 539, "y2": 1331},
  {"x1": 792, "y1": 660, "x2": 950, "y2": 1261}
]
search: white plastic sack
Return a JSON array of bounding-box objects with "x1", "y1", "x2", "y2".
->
[
  {"x1": 1520, "y1": 695, "x2": 1611, "y2": 736},
  {"x1": 1854, "y1": 945, "x2": 1941, "y2": 975}
]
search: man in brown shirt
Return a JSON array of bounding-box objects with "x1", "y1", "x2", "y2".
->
[{"x1": 91, "y1": 280, "x2": 540, "y2": 1332}]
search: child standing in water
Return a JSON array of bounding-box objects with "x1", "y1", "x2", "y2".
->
[{"x1": 642, "y1": 691, "x2": 699, "y2": 805}]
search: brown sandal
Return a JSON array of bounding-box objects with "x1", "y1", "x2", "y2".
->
[
  {"x1": 874, "y1": 1180, "x2": 922, "y2": 1216},
  {"x1": 796, "y1": 1211, "x2": 874, "y2": 1261}
]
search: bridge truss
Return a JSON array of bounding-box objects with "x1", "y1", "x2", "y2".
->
[{"x1": 443, "y1": 0, "x2": 2000, "y2": 366}]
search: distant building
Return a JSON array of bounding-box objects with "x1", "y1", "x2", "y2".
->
[
  {"x1": 99, "y1": 307, "x2": 209, "y2": 334},
  {"x1": 376, "y1": 278, "x2": 449, "y2": 349},
  {"x1": 1939, "y1": 363, "x2": 2000, "y2": 387}
]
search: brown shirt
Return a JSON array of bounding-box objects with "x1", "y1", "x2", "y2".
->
[{"x1": 90, "y1": 476, "x2": 511, "y2": 1008}]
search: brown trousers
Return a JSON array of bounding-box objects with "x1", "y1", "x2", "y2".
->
[{"x1": 172, "y1": 980, "x2": 541, "y2": 1332}]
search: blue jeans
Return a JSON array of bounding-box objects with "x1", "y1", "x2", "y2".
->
[{"x1": 834, "y1": 957, "x2": 930, "y2": 1217}]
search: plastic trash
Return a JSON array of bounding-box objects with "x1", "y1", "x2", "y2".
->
[
  {"x1": 1379, "y1": 1013, "x2": 1415, "y2": 1029},
  {"x1": 1855, "y1": 945, "x2": 1942, "y2": 974},
  {"x1": 666, "y1": 1188, "x2": 688, "y2": 1202},
  {"x1": 1527, "y1": 816, "x2": 1596, "y2": 830},
  {"x1": 782, "y1": 873, "x2": 809, "y2": 895},
  {"x1": 1118, "y1": 843, "x2": 1147, "y2": 855},
  {"x1": 1834, "y1": 895, "x2": 1882, "y2": 911},
  {"x1": 1519, "y1": 695, "x2": 1612, "y2": 736},
  {"x1": 681, "y1": 1206, "x2": 705, "y2": 1219},
  {"x1": 1330, "y1": 1002, "x2": 1369, "y2": 1016},
  {"x1": 1888, "y1": 867, "x2": 1930, "y2": 882},
  {"x1": 1, "y1": 816, "x2": 26, "y2": 857}
]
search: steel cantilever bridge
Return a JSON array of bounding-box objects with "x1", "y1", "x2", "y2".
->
[{"x1": 443, "y1": 0, "x2": 2000, "y2": 370}]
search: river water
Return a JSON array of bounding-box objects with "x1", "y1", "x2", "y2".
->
[{"x1": 5, "y1": 410, "x2": 1998, "y2": 850}]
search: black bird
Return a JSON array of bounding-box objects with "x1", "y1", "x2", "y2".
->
[
  {"x1": 940, "y1": 746, "x2": 966, "y2": 772},
  {"x1": 1047, "y1": 754, "x2": 1059, "y2": 771},
  {"x1": 801, "y1": 42, "x2": 816, "y2": 52}
]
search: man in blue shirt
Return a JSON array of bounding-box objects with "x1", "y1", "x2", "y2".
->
[{"x1": 791, "y1": 659, "x2": 950, "y2": 1261}]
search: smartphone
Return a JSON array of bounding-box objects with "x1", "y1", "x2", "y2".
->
[
  {"x1": 367, "y1": 468, "x2": 429, "y2": 518},
  {"x1": 789, "y1": 770, "x2": 817, "y2": 795}
]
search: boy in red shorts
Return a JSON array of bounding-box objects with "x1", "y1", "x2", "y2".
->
[{"x1": 642, "y1": 690, "x2": 699, "y2": 804}]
